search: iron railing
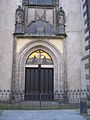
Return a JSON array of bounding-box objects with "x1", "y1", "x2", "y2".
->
[{"x1": 0, "y1": 90, "x2": 90, "y2": 110}]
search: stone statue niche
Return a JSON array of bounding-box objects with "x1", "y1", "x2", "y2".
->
[
  {"x1": 15, "y1": 5, "x2": 25, "y2": 34},
  {"x1": 56, "y1": 7, "x2": 65, "y2": 35}
]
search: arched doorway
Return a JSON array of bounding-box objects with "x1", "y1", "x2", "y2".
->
[
  {"x1": 25, "y1": 49, "x2": 54, "y2": 100},
  {"x1": 15, "y1": 40, "x2": 64, "y2": 98}
]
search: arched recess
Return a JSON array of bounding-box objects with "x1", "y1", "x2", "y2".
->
[
  {"x1": 15, "y1": 40, "x2": 64, "y2": 92},
  {"x1": 26, "y1": 20, "x2": 53, "y2": 35}
]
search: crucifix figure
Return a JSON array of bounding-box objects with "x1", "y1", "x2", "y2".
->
[{"x1": 38, "y1": 50, "x2": 44, "y2": 65}]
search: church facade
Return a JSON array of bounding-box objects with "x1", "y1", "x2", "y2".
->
[{"x1": 0, "y1": 0, "x2": 86, "y2": 94}]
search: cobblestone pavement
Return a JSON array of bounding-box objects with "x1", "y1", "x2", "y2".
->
[{"x1": 0, "y1": 110, "x2": 85, "y2": 120}]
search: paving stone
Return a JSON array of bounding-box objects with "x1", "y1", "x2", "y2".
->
[{"x1": 0, "y1": 110, "x2": 85, "y2": 120}]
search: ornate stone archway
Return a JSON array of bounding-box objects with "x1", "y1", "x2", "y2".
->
[{"x1": 13, "y1": 40, "x2": 64, "y2": 92}]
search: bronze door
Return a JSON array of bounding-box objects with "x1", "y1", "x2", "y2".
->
[{"x1": 25, "y1": 67, "x2": 54, "y2": 100}]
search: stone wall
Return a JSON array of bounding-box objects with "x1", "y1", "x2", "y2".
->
[
  {"x1": 0, "y1": 0, "x2": 22, "y2": 90},
  {"x1": 59, "y1": 0, "x2": 83, "y2": 89}
]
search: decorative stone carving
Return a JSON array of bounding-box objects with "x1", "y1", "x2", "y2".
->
[
  {"x1": 22, "y1": 0, "x2": 26, "y2": 5},
  {"x1": 56, "y1": 7, "x2": 66, "y2": 35},
  {"x1": 22, "y1": 0, "x2": 28, "y2": 5},
  {"x1": 55, "y1": 0, "x2": 59, "y2": 7},
  {"x1": 16, "y1": 5, "x2": 24, "y2": 24},
  {"x1": 15, "y1": 5, "x2": 24, "y2": 34},
  {"x1": 58, "y1": 7, "x2": 65, "y2": 25}
]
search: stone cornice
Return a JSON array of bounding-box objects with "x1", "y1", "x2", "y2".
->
[
  {"x1": 13, "y1": 34, "x2": 67, "y2": 39},
  {"x1": 25, "y1": 4, "x2": 56, "y2": 8}
]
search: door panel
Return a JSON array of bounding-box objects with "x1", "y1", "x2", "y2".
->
[
  {"x1": 35, "y1": 69, "x2": 39, "y2": 91},
  {"x1": 49, "y1": 69, "x2": 53, "y2": 91},
  {"x1": 25, "y1": 68, "x2": 54, "y2": 100},
  {"x1": 44, "y1": 69, "x2": 48, "y2": 92},
  {"x1": 40, "y1": 69, "x2": 44, "y2": 92},
  {"x1": 30, "y1": 69, "x2": 34, "y2": 90}
]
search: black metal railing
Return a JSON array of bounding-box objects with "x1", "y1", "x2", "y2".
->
[{"x1": 0, "y1": 90, "x2": 90, "y2": 111}]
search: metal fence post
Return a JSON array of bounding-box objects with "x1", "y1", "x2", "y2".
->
[
  {"x1": 80, "y1": 97, "x2": 87, "y2": 114},
  {"x1": 40, "y1": 93, "x2": 41, "y2": 109}
]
